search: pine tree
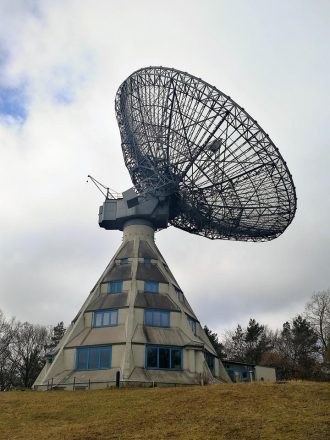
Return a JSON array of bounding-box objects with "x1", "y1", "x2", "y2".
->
[{"x1": 45, "y1": 322, "x2": 66, "y2": 352}]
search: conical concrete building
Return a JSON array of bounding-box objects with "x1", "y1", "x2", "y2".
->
[{"x1": 34, "y1": 220, "x2": 230, "y2": 389}]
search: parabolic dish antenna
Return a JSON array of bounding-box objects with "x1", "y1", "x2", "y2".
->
[{"x1": 115, "y1": 66, "x2": 296, "y2": 241}]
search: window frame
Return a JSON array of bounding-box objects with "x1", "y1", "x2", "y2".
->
[
  {"x1": 187, "y1": 316, "x2": 197, "y2": 335},
  {"x1": 76, "y1": 346, "x2": 112, "y2": 370},
  {"x1": 204, "y1": 351, "x2": 215, "y2": 375},
  {"x1": 145, "y1": 345, "x2": 182, "y2": 370},
  {"x1": 144, "y1": 309, "x2": 170, "y2": 328},
  {"x1": 93, "y1": 309, "x2": 118, "y2": 327},
  {"x1": 108, "y1": 280, "x2": 123, "y2": 294},
  {"x1": 175, "y1": 287, "x2": 184, "y2": 302},
  {"x1": 144, "y1": 280, "x2": 159, "y2": 293}
]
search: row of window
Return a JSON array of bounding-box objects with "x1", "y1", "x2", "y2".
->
[
  {"x1": 92, "y1": 309, "x2": 169, "y2": 328},
  {"x1": 93, "y1": 309, "x2": 169, "y2": 328},
  {"x1": 94, "y1": 310, "x2": 118, "y2": 327},
  {"x1": 146, "y1": 346, "x2": 182, "y2": 369},
  {"x1": 118, "y1": 257, "x2": 152, "y2": 265},
  {"x1": 77, "y1": 346, "x2": 112, "y2": 370},
  {"x1": 144, "y1": 309, "x2": 169, "y2": 327},
  {"x1": 76, "y1": 345, "x2": 182, "y2": 371},
  {"x1": 92, "y1": 309, "x2": 195, "y2": 332},
  {"x1": 107, "y1": 280, "x2": 159, "y2": 294},
  {"x1": 107, "y1": 281, "x2": 187, "y2": 301},
  {"x1": 76, "y1": 345, "x2": 216, "y2": 372}
]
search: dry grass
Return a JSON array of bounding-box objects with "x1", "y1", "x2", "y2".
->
[{"x1": 0, "y1": 381, "x2": 329, "y2": 440}]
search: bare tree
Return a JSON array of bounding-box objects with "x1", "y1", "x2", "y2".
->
[
  {"x1": 305, "y1": 289, "x2": 330, "y2": 361},
  {"x1": 0, "y1": 310, "x2": 17, "y2": 390},
  {"x1": 11, "y1": 322, "x2": 50, "y2": 388}
]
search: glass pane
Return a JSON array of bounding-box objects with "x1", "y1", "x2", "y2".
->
[
  {"x1": 205, "y1": 353, "x2": 215, "y2": 373},
  {"x1": 110, "y1": 311, "x2": 117, "y2": 326},
  {"x1": 161, "y1": 312, "x2": 169, "y2": 327},
  {"x1": 159, "y1": 348, "x2": 170, "y2": 368},
  {"x1": 175, "y1": 289, "x2": 183, "y2": 301},
  {"x1": 100, "y1": 348, "x2": 111, "y2": 368},
  {"x1": 120, "y1": 258, "x2": 128, "y2": 265},
  {"x1": 189, "y1": 319, "x2": 196, "y2": 335},
  {"x1": 110, "y1": 281, "x2": 122, "y2": 293},
  {"x1": 146, "y1": 347, "x2": 157, "y2": 368},
  {"x1": 89, "y1": 348, "x2": 99, "y2": 369},
  {"x1": 171, "y1": 349, "x2": 181, "y2": 369},
  {"x1": 103, "y1": 312, "x2": 110, "y2": 326},
  {"x1": 145, "y1": 310, "x2": 152, "y2": 325},
  {"x1": 153, "y1": 311, "x2": 161, "y2": 326},
  {"x1": 145, "y1": 281, "x2": 159, "y2": 293},
  {"x1": 77, "y1": 349, "x2": 88, "y2": 370},
  {"x1": 95, "y1": 313, "x2": 102, "y2": 327}
]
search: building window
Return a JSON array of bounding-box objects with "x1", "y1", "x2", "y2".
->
[
  {"x1": 205, "y1": 352, "x2": 215, "y2": 375},
  {"x1": 93, "y1": 310, "x2": 118, "y2": 327},
  {"x1": 144, "y1": 257, "x2": 151, "y2": 263},
  {"x1": 145, "y1": 346, "x2": 182, "y2": 370},
  {"x1": 175, "y1": 287, "x2": 184, "y2": 302},
  {"x1": 144, "y1": 281, "x2": 159, "y2": 293},
  {"x1": 144, "y1": 309, "x2": 170, "y2": 327},
  {"x1": 108, "y1": 280, "x2": 123, "y2": 294},
  {"x1": 187, "y1": 316, "x2": 197, "y2": 335},
  {"x1": 76, "y1": 346, "x2": 112, "y2": 370},
  {"x1": 119, "y1": 258, "x2": 128, "y2": 265}
]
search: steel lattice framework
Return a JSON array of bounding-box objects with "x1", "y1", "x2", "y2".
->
[{"x1": 115, "y1": 66, "x2": 296, "y2": 241}]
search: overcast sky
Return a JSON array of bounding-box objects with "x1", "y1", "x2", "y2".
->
[{"x1": 0, "y1": 0, "x2": 329, "y2": 338}]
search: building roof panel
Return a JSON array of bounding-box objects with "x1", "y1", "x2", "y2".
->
[
  {"x1": 136, "y1": 262, "x2": 167, "y2": 282},
  {"x1": 134, "y1": 292, "x2": 179, "y2": 311}
]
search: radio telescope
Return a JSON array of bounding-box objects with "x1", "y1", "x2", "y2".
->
[{"x1": 34, "y1": 67, "x2": 296, "y2": 390}]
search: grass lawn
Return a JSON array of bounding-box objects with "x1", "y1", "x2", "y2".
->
[{"x1": 0, "y1": 381, "x2": 329, "y2": 440}]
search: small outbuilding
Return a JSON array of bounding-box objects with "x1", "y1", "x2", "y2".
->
[{"x1": 223, "y1": 360, "x2": 276, "y2": 382}]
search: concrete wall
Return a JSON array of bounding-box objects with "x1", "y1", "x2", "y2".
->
[{"x1": 254, "y1": 365, "x2": 276, "y2": 382}]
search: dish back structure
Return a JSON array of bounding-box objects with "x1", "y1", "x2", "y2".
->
[{"x1": 116, "y1": 67, "x2": 296, "y2": 240}]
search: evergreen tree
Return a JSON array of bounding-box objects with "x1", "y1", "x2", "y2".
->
[
  {"x1": 204, "y1": 326, "x2": 226, "y2": 359},
  {"x1": 230, "y1": 324, "x2": 246, "y2": 362},
  {"x1": 245, "y1": 319, "x2": 273, "y2": 364},
  {"x1": 45, "y1": 321, "x2": 66, "y2": 352},
  {"x1": 276, "y1": 316, "x2": 319, "y2": 379}
]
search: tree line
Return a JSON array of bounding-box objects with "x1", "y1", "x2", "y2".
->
[
  {"x1": 0, "y1": 314, "x2": 65, "y2": 390},
  {"x1": 205, "y1": 289, "x2": 330, "y2": 381}
]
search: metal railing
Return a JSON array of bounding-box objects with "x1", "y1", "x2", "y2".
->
[{"x1": 34, "y1": 377, "x2": 200, "y2": 391}]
